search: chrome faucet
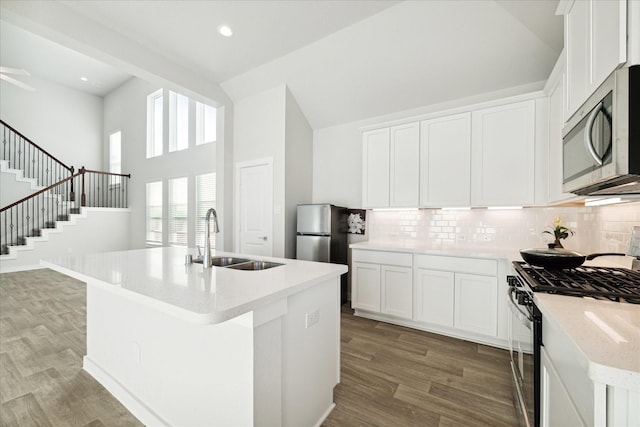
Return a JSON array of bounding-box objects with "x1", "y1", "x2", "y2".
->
[{"x1": 203, "y1": 208, "x2": 220, "y2": 269}]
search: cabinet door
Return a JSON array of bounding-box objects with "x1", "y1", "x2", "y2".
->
[
  {"x1": 390, "y1": 123, "x2": 420, "y2": 207},
  {"x1": 565, "y1": 0, "x2": 590, "y2": 116},
  {"x1": 413, "y1": 269, "x2": 454, "y2": 327},
  {"x1": 420, "y1": 113, "x2": 471, "y2": 207},
  {"x1": 362, "y1": 128, "x2": 390, "y2": 208},
  {"x1": 454, "y1": 273, "x2": 498, "y2": 337},
  {"x1": 471, "y1": 100, "x2": 535, "y2": 206},
  {"x1": 591, "y1": 0, "x2": 626, "y2": 92},
  {"x1": 381, "y1": 265, "x2": 412, "y2": 319},
  {"x1": 541, "y1": 349, "x2": 587, "y2": 427},
  {"x1": 547, "y1": 72, "x2": 575, "y2": 204},
  {"x1": 352, "y1": 262, "x2": 381, "y2": 312}
]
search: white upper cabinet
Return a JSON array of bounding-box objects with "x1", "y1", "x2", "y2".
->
[
  {"x1": 564, "y1": 0, "x2": 627, "y2": 118},
  {"x1": 419, "y1": 113, "x2": 471, "y2": 207},
  {"x1": 471, "y1": 100, "x2": 536, "y2": 207},
  {"x1": 389, "y1": 122, "x2": 420, "y2": 207},
  {"x1": 362, "y1": 123, "x2": 419, "y2": 208},
  {"x1": 362, "y1": 128, "x2": 390, "y2": 208}
]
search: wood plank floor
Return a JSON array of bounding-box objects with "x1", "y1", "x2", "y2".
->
[
  {"x1": 1, "y1": 269, "x2": 518, "y2": 426},
  {"x1": 322, "y1": 307, "x2": 519, "y2": 426}
]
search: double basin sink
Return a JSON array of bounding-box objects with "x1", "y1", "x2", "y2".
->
[{"x1": 193, "y1": 256, "x2": 283, "y2": 271}]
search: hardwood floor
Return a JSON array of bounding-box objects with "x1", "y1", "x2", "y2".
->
[
  {"x1": 322, "y1": 307, "x2": 519, "y2": 426},
  {"x1": 1, "y1": 269, "x2": 518, "y2": 426}
]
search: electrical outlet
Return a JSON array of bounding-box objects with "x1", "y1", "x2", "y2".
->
[{"x1": 305, "y1": 309, "x2": 320, "y2": 328}]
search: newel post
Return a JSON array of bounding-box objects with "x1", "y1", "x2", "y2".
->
[
  {"x1": 69, "y1": 166, "x2": 75, "y2": 202},
  {"x1": 80, "y1": 167, "x2": 87, "y2": 207}
]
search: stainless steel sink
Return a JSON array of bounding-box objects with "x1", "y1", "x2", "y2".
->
[
  {"x1": 227, "y1": 261, "x2": 284, "y2": 271},
  {"x1": 193, "y1": 256, "x2": 250, "y2": 266}
]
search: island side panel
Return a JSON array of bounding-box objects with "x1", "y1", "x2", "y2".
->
[
  {"x1": 85, "y1": 281, "x2": 255, "y2": 426},
  {"x1": 282, "y1": 276, "x2": 340, "y2": 427}
]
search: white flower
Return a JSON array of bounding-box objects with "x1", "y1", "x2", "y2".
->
[{"x1": 348, "y1": 213, "x2": 365, "y2": 234}]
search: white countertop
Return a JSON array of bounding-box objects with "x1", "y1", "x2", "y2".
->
[
  {"x1": 42, "y1": 247, "x2": 347, "y2": 325},
  {"x1": 350, "y1": 239, "x2": 520, "y2": 260},
  {"x1": 535, "y1": 293, "x2": 640, "y2": 390}
]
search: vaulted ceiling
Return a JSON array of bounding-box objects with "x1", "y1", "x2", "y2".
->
[{"x1": 0, "y1": 0, "x2": 563, "y2": 129}]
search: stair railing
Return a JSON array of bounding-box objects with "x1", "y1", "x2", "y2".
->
[
  {"x1": 1, "y1": 169, "x2": 132, "y2": 254},
  {"x1": 1, "y1": 172, "x2": 79, "y2": 252},
  {"x1": 76, "y1": 167, "x2": 131, "y2": 208},
  {"x1": 1, "y1": 119, "x2": 75, "y2": 193}
]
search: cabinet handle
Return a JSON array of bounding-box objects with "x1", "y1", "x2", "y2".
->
[{"x1": 259, "y1": 236, "x2": 268, "y2": 241}]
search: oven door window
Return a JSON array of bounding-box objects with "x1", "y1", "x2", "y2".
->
[{"x1": 563, "y1": 91, "x2": 613, "y2": 183}]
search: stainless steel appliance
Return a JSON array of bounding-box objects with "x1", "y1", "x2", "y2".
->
[
  {"x1": 508, "y1": 261, "x2": 640, "y2": 427},
  {"x1": 562, "y1": 65, "x2": 639, "y2": 196},
  {"x1": 296, "y1": 204, "x2": 348, "y2": 303}
]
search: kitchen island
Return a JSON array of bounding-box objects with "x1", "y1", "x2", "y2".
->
[{"x1": 42, "y1": 247, "x2": 348, "y2": 427}]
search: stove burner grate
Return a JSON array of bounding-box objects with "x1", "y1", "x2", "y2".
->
[{"x1": 512, "y1": 262, "x2": 640, "y2": 303}]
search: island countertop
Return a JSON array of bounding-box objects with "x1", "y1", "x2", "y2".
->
[{"x1": 41, "y1": 247, "x2": 348, "y2": 325}]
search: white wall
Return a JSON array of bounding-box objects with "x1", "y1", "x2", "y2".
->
[
  {"x1": 233, "y1": 84, "x2": 313, "y2": 259},
  {"x1": 0, "y1": 76, "x2": 103, "y2": 170},
  {"x1": 233, "y1": 85, "x2": 286, "y2": 256},
  {"x1": 103, "y1": 77, "x2": 219, "y2": 249},
  {"x1": 0, "y1": 168, "x2": 39, "y2": 206},
  {"x1": 284, "y1": 88, "x2": 313, "y2": 259}
]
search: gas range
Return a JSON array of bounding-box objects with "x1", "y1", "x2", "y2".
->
[{"x1": 512, "y1": 261, "x2": 640, "y2": 304}]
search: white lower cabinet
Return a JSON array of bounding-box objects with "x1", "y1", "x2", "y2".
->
[
  {"x1": 454, "y1": 273, "x2": 498, "y2": 336},
  {"x1": 414, "y1": 269, "x2": 454, "y2": 327},
  {"x1": 541, "y1": 348, "x2": 586, "y2": 427},
  {"x1": 352, "y1": 249, "x2": 505, "y2": 347},
  {"x1": 414, "y1": 268, "x2": 498, "y2": 337},
  {"x1": 380, "y1": 265, "x2": 412, "y2": 319},
  {"x1": 352, "y1": 250, "x2": 413, "y2": 320},
  {"x1": 352, "y1": 262, "x2": 381, "y2": 312}
]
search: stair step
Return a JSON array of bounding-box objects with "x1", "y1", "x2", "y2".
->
[
  {"x1": 70, "y1": 207, "x2": 81, "y2": 214},
  {"x1": 57, "y1": 215, "x2": 69, "y2": 221},
  {"x1": 1, "y1": 245, "x2": 8, "y2": 255},
  {"x1": 31, "y1": 229, "x2": 42, "y2": 237},
  {"x1": 44, "y1": 221, "x2": 56, "y2": 228}
]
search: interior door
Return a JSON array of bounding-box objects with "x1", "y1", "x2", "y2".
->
[{"x1": 236, "y1": 159, "x2": 273, "y2": 256}]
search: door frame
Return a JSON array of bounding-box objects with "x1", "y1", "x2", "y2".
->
[{"x1": 234, "y1": 157, "x2": 274, "y2": 254}]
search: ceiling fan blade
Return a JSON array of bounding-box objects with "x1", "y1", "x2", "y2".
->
[
  {"x1": 0, "y1": 74, "x2": 36, "y2": 91},
  {"x1": 0, "y1": 66, "x2": 30, "y2": 76}
]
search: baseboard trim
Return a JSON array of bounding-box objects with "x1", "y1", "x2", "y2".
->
[
  {"x1": 83, "y1": 356, "x2": 169, "y2": 427},
  {"x1": 314, "y1": 403, "x2": 337, "y2": 427}
]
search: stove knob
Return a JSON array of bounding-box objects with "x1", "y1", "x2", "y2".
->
[{"x1": 516, "y1": 291, "x2": 530, "y2": 305}]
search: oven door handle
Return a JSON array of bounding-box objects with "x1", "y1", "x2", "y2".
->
[{"x1": 508, "y1": 287, "x2": 533, "y2": 322}]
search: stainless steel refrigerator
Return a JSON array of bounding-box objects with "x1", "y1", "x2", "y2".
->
[{"x1": 296, "y1": 204, "x2": 348, "y2": 303}]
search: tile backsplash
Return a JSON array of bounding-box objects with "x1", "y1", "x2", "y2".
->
[{"x1": 367, "y1": 201, "x2": 640, "y2": 253}]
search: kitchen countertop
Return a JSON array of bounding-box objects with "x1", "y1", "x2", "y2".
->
[
  {"x1": 535, "y1": 293, "x2": 640, "y2": 391},
  {"x1": 350, "y1": 239, "x2": 520, "y2": 260},
  {"x1": 41, "y1": 247, "x2": 347, "y2": 325}
]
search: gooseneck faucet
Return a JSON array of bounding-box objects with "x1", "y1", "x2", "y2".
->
[{"x1": 203, "y1": 208, "x2": 220, "y2": 269}]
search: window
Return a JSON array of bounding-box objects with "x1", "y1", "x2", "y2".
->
[
  {"x1": 168, "y1": 177, "x2": 188, "y2": 246},
  {"x1": 169, "y1": 91, "x2": 189, "y2": 152},
  {"x1": 195, "y1": 173, "x2": 217, "y2": 249},
  {"x1": 196, "y1": 102, "x2": 217, "y2": 145},
  {"x1": 146, "y1": 181, "x2": 163, "y2": 245},
  {"x1": 147, "y1": 89, "x2": 163, "y2": 158},
  {"x1": 109, "y1": 131, "x2": 121, "y2": 185}
]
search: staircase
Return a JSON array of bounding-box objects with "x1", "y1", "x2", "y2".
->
[{"x1": 1, "y1": 120, "x2": 131, "y2": 270}]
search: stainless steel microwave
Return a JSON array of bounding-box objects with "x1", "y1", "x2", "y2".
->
[{"x1": 562, "y1": 65, "x2": 639, "y2": 196}]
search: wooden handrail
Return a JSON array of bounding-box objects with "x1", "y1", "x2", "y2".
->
[
  {"x1": 1, "y1": 119, "x2": 74, "y2": 173},
  {"x1": 0, "y1": 173, "x2": 79, "y2": 213},
  {"x1": 80, "y1": 167, "x2": 131, "y2": 178}
]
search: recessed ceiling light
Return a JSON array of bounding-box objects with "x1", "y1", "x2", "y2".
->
[
  {"x1": 80, "y1": 77, "x2": 88, "y2": 82},
  {"x1": 217, "y1": 25, "x2": 233, "y2": 37}
]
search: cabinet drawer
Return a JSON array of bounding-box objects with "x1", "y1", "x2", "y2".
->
[
  {"x1": 414, "y1": 254, "x2": 496, "y2": 276},
  {"x1": 352, "y1": 250, "x2": 412, "y2": 267}
]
